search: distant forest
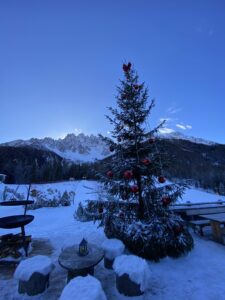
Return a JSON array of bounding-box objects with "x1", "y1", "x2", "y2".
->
[{"x1": 0, "y1": 139, "x2": 225, "y2": 195}]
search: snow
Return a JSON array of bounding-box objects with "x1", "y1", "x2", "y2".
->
[
  {"x1": 0, "y1": 182, "x2": 4, "y2": 201},
  {"x1": 113, "y1": 255, "x2": 151, "y2": 292},
  {"x1": 178, "y1": 186, "x2": 225, "y2": 204},
  {"x1": 14, "y1": 255, "x2": 54, "y2": 281},
  {"x1": 102, "y1": 239, "x2": 125, "y2": 260},
  {"x1": 1, "y1": 180, "x2": 225, "y2": 299},
  {"x1": 158, "y1": 130, "x2": 217, "y2": 145},
  {"x1": 59, "y1": 275, "x2": 107, "y2": 300},
  {"x1": 2, "y1": 133, "x2": 109, "y2": 162}
]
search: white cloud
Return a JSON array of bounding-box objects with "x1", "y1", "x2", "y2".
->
[
  {"x1": 176, "y1": 123, "x2": 192, "y2": 130},
  {"x1": 186, "y1": 125, "x2": 192, "y2": 129},
  {"x1": 176, "y1": 124, "x2": 186, "y2": 130},
  {"x1": 159, "y1": 117, "x2": 173, "y2": 123},
  {"x1": 159, "y1": 127, "x2": 175, "y2": 134}
]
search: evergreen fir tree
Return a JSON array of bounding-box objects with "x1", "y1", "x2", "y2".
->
[{"x1": 100, "y1": 62, "x2": 193, "y2": 261}]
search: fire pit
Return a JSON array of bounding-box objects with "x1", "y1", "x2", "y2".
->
[
  {"x1": 0, "y1": 200, "x2": 34, "y2": 258},
  {"x1": 0, "y1": 215, "x2": 34, "y2": 229},
  {"x1": 0, "y1": 200, "x2": 34, "y2": 207}
]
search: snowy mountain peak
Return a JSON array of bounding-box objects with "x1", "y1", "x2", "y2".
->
[
  {"x1": 157, "y1": 130, "x2": 217, "y2": 146},
  {"x1": 1, "y1": 131, "x2": 218, "y2": 163},
  {"x1": 1, "y1": 134, "x2": 109, "y2": 163}
]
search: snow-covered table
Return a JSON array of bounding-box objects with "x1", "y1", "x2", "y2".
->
[
  {"x1": 200, "y1": 213, "x2": 225, "y2": 243},
  {"x1": 58, "y1": 244, "x2": 104, "y2": 282}
]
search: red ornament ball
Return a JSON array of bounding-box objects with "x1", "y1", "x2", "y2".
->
[
  {"x1": 106, "y1": 171, "x2": 113, "y2": 178},
  {"x1": 173, "y1": 225, "x2": 183, "y2": 235},
  {"x1": 131, "y1": 185, "x2": 139, "y2": 193},
  {"x1": 123, "y1": 170, "x2": 133, "y2": 180},
  {"x1": 109, "y1": 145, "x2": 114, "y2": 152},
  {"x1": 158, "y1": 176, "x2": 166, "y2": 184},
  {"x1": 141, "y1": 158, "x2": 151, "y2": 165},
  {"x1": 162, "y1": 196, "x2": 171, "y2": 206},
  {"x1": 134, "y1": 84, "x2": 139, "y2": 90}
]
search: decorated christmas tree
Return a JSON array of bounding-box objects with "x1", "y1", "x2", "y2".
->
[{"x1": 100, "y1": 62, "x2": 193, "y2": 261}]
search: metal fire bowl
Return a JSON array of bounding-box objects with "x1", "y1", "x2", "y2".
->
[
  {"x1": 0, "y1": 215, "x2": 34, "y2": 229},
  {"x1": 0, "y1": 200, "x2": 34, "y2": 206}
]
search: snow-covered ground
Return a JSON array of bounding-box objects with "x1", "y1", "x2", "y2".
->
[{"x1": 1, "y1": 181, "x2": 225, "y2": 299}]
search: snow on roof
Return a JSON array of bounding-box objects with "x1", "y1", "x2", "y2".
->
[
  {"x1": 113, "y1": 254, "x2": 151, "y2": 292},
  {"x1": 102, "y1": 238, "x2": 125, "y2": 260},
  {"x1": 14, "y1": 255, "x2": 54, "y2": 281},
  {"x1": 59, "y1": 275, "x2": 107, "y2": 300}
]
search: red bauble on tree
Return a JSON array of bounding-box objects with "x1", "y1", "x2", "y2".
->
[
  {"x1": 106, "y1": 171, "x2": 113, "y2": 178},
  {"x1": 173, "y1": 225, "x2": 183, "y2": 236},
  {"x1": 141, "y1": 158, "x2": 151, "y2": 165},
  {"x1": 123, "y1": 170, "x2": 133, "y2": 180},
  {"x1": 133, "y1": 84, "x2": 139, "y2": 90},
  {"x1": 162, "y1": 196, "x2": 171, "y2": 206},
  {"x1": 131, "y1": 185, "x2": 139, "y2": 193},
  {"x1": 158, "y1": 176, "x2": 166, "y2": 184}
]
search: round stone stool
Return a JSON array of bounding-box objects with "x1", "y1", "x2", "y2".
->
[
  {"x1": 14, "y1": 255, "x2": 54, "y2": 296},
  {"x1": 102, "y1": 238, "x2": 125, "y2": 270},
  {"x1": 60, "y1": 275, "x2": 107, "y2": 300},
  {"x1": 113, "y1": 254, "x2": 151, "y2": 297}
]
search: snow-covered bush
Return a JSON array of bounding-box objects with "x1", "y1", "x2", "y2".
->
[
  {"x1": 104, "y1": 212, "x2": 193, "y2": 261},
  {"x1": 2, "y1": 186, "x2": 24, "y2": 201},
  {"x1": 27, "y1": 189, "x2": 74, "y2": 209},
  {"x1": 75, "y1": 201, "x2": 104, "y2": 222},
  {"x1": 74, "y1": 200, "x2": 138, "y2": 222}
]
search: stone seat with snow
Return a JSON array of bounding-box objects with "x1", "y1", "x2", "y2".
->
[
  {"x1": 113, "y1": 254, "x2": 151, "y2": 297},
  {"x1": 59, "y1": 275, "x2": 107, "y2": 300},
  {"x1": 14, "y1": 255, "x2": 54, "y2": 296},
  {"x1": 102, "y1": 238, "x2": 125, "y2": 269}
]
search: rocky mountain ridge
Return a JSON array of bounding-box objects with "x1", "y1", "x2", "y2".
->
[{"x1": 0, "y1": 132, "x2": 219, "y2": 162}]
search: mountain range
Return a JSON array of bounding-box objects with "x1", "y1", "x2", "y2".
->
[
  {"x1": 0, "y1": 132, "x2": 225, "y2": 195},
  {"x1": 0, "y1": 132, "x2": 217, "y2": 163}
]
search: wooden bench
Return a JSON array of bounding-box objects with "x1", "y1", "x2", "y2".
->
[{"x1": 185, "y1": 207, "x2": 225, "y2": 236}]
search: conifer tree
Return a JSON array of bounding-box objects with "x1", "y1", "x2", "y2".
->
[{"x1": 100, "y1": 62, "x2": 193, "y2": 260}]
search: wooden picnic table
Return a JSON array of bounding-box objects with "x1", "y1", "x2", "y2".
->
[{"x1": 199, "y1": 213, "x2": 225, "y2": 244}]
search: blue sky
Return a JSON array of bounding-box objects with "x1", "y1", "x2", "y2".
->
[{"x1": 0, "y1": 0, "x2": 225, "y2": 143}]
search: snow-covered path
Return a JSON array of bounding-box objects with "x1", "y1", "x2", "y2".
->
[{"x1": 1, "y1": 181, "x2": 225, "y2": 299}]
